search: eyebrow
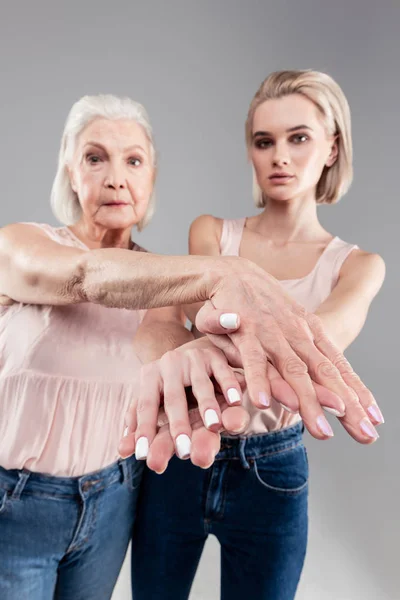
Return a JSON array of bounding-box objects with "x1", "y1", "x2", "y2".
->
[
  {"x1": 83, "y1": 142, "x2": 147, "y2": 153},
  {"x1": 253, "y1": 125, "x2": 313, "y2": 138}
]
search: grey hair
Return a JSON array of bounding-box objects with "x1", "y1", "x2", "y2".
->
[{"x1": 50, "y1": 94, "x2": 157, "y2": 231}]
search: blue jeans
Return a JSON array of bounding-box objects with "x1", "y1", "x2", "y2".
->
[
  {"x1": 131, "y1": 422, "x2": 308, "y2": 600},
  {"x1": 0, "y1": 456, "x2": 144, "y2": 600}
]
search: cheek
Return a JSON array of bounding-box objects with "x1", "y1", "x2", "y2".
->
[
  {"x1": 78, "y1": 172, "x2": 102, "y2": 205},
  {"x1": 250, "y1": 150, "x2": 266, "y2": 175},
  {"x1": 129, "y1": 171, "x2": 154, "y2": 202}
]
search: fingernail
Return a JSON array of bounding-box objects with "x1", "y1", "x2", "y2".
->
[
  {"x1": 360, "y1": 418, "x2": 379, "y2": 439},
  {"x1": 176, "y1": 434, "x2": 191, "y2": 459},
  {"x1": 259, "y1": 392, "x2": 270, "y2": 408},
  {"x1": 135, "y1": 437, "x2": 149, "y2": 460},
  {"x1": 219, "y1": 313, "x2": 239, "y2": 329},
  {"x1": 322, "y1": 406, "x2": 345, "y2": 418},
  {"x1": 123, "y1": 426, "x2": 129, "y2": 437},
  {"x1": 317, "y1": 415, "x2": 334, "y2": 437},
  {"x1": 227, "y1": 388, "x2": 241, "y2": 405},
  {"x1": 367, "y1": 404, "x2": 384, "y2": 424},
  {"x1": 204, "y1": 409, "x2": 220, "y2": 429},
  {"x1": 278, "y1": 402, "x2": 298, "y2": 414}
]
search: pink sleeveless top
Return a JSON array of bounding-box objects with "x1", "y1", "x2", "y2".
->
[
  {"x1": 0, "y1": 223, "x2": 146, "y2": 476},
  {"x1": 220, "y1": 218, "x2": 358, "y2": 435}
]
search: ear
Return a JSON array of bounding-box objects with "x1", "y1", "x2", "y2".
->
[
  {"x1": 66, "y1": 165, "x2": 77, "y2": 193},
  {"x1": 326, "y1": 135, "x2": 339, "y2": 168}
]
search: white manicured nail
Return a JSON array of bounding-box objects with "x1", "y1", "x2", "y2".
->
[
  {"x1": 176, "y1": 434, "x2": 191, "y2": 459},
  {"x1": 323, "y1": 406, "x2": 345, "y2": 418},
  {"x1": 219, "y1": 313, "x2": 239, "y2": 329},
  {"x1": 278, "y1": 402, "x2": 298, "y2": 414},
  {"x1": 227, "y1": 388, "x2": 241, "y2": 404},
  {"x1": 204, "y1": 409, "x2": 220, "y2": 429},
  {"x1": 135, "y1": 437, "x2": 149, "y2": 460}
]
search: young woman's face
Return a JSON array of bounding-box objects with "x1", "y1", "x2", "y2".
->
[
  {"x1": 69, "y1": 118, "x2": 154, "y2": 230},
  {"x1": 249, "y1": 93, "x2": 338, "y2": 202}
]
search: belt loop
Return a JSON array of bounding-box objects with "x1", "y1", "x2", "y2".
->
[
  {"x1": 11, "y1": 470, "x2": 30, "y2": 500},
  {"x1": 120, "y1": 458, "x2": 130, "y2": 484},
  {"x1": 238, "y1": 439, "x2": 250, "y2": 470}
]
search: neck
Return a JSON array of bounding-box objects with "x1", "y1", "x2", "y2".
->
[
  {"x1": 68, "y1": 220, "x2": 134, "y2": 250},
  {"x1": 254, "y1": 193, "x2": 328, "y2": 243}
]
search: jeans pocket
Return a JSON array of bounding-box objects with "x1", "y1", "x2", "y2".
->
[{"x1": 252, "y1": 444, "x2": 309, "y2": 496}]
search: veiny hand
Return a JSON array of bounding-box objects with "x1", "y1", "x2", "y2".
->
[{"x1": 196, "y1": 258, "x2": 382, "y2": 444}]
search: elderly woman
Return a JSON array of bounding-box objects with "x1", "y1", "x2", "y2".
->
[{"x1": 0, "y1": 93, "x2": 379, "y2": 599}]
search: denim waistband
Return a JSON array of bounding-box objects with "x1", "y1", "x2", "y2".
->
[
  {"x1": 0, "y1": 455, "x2": 137, "y2": 499},
  {"x1": 217, "y1": 422, "x2": 304, "y2": 463}
]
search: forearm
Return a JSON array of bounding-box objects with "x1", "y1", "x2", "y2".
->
[
  {"x1": 315, "y1": 309, "x2": 366, "y2": 352},
  {"x1": 79, "y1": 250, "x2": 243, "y2": 310}
]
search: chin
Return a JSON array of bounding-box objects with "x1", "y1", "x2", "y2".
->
[{"x1": 96, "y1": 215, "x2": 138, "y2": 230}]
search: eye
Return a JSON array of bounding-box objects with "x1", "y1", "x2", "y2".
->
[
  {"x1": 128, "y1": 157, "x2": 142, "y2": 167},
  {"x1": 255, "y1": 139, "x2": 273, "y2": 149},
  {"x1": 291, "y1": 134, "x2": 309, "y2": 144},
  {"x1": 86, "y1": 154, "x2": 102, "y2": 164}
]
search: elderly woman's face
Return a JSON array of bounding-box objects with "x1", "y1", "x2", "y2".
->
[{"x1": 69, "y1": 118, "x2": 154, "y2": 230}]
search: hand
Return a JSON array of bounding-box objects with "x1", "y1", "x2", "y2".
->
[
  {"x1": 196, "y1": 259, "x2": 381, "y2": 444},
  {"x1": 118, "y1": 343, "x2": 250, "y2": 471}
]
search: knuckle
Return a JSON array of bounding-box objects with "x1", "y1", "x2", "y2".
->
[
  {"x1": 281, "y1": 356, "x2": 308, "y2": 378},
  {"x1": 315, "y1": 360, "x2": 340, "y2": 380},
  {"x1": 333, "y1": 355, "x2": 354, "y2": 375}
]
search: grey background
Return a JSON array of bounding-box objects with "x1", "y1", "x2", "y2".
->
[{"x1": 1, "y1": 1, "x2": 398, "y2": 598}]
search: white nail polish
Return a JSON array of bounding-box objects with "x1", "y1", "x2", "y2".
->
[
  {"x1": 227, "y1": 388, "x2": 241, "y2": 404},
  {"x1": 123, "y1": 426, "x2": 129, "y2": 437},
  {"x1": 219, "y1": 313, "x2": 238, "y2": 329},
  {"x1": 322, "y1": 406, "x2": 345, "y2": 418},
  {"x1": 135, "y1": 437, "x2": 149, "y2": 460},
  {"x1": 278, "y1": 402, "x2": 298, "y2": 414},
  {"x1": 204, "y1": 409, "x2": 220, "y2": 429},
  {"x1": 176, "y1": 434, "x2": 191, "y2": 459}
]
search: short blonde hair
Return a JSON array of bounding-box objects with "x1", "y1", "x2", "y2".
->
[
  {"x1": 51, "y1": 94, "x2": 157, "y2": 231},
  {"x1": 245, "y1": 70, "x2": 353, "y2": 207}
]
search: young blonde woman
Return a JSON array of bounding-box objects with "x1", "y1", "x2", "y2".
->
[{"x1": 129, "y1": 70, "x2": 385, "y2": 600}]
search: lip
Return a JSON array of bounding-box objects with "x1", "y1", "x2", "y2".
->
[
  {"x1": 269, "y1": 172, "x2": 294, "y2": 184},
  {"x1": 103, "y1": 201, "x2": 130, "y2": 206}
]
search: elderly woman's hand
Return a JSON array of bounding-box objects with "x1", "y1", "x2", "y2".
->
[
  {"x1": 118, "y1": 341, "x2": 250, "y2": 471},
  {"x1": 196, "y1": 261, "x2": 380, "y2": 443}
]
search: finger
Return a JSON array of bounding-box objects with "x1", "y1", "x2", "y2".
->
[
  {"x1": 134, "y1": 364, "x2": 163, "y2": 461},
  {"x1": 160, "y1": 353, "x2": 193, "y2": 460},
  {"x1": 0, "y1": 295, "x2": 16, "y2": 306},
  {"x1": 146, "y1": 425, "x2": 175, "y2": 474},
  {"x1": 267, "y1": 362, "x2": 299, "y2": 413},
  {"x1": 312, "y1": 327, "x2": 384, "y2": 425},
  {"x1": 307, "y1": 314, "x2": 384, "y2": 426},
  {"x1": 313, "y1": 382, "x2": 345, "y2": 417},
  {"x1": 190, "y1": 427, "x2": 221, "y2": 469},
  {"x1": 220, "y1": 405, "x2": 250, "y2": 434},
  {"x1": 340, "y1": 370, "x2": 384, "y2": 425},
  {"x1": 196, "y1": 300, "x2": 240, "y2": 334},
  {"x1": 118, "y1": 396, "x2": 139, "y2": 458},
  {"x1": 234, "y1": 334, "x2": 271, "y2": 409},
  {"x1": 269, "y1": 336, "x2": 335, "y2": 440},
  {"x1": 189, "y1": 353, "x2": 222, "y2": 432},
  {"x1": 208, "y1": 351, "x2": 243, "y2": 407},
  {"x1": 118, "y1": 430, "x2": 136, "y2": 459}
]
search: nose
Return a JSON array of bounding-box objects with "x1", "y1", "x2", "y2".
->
[
  {"x1": 271, "y1": 141, "x2": 290, "y2": 167},
  {"x1": 104, "y1": 163, "x2": 126, "y2": 189}
]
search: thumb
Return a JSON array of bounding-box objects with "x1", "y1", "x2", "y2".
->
[{"x1": 195, "y1": 300, "x2": 240, "y2": 334}]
